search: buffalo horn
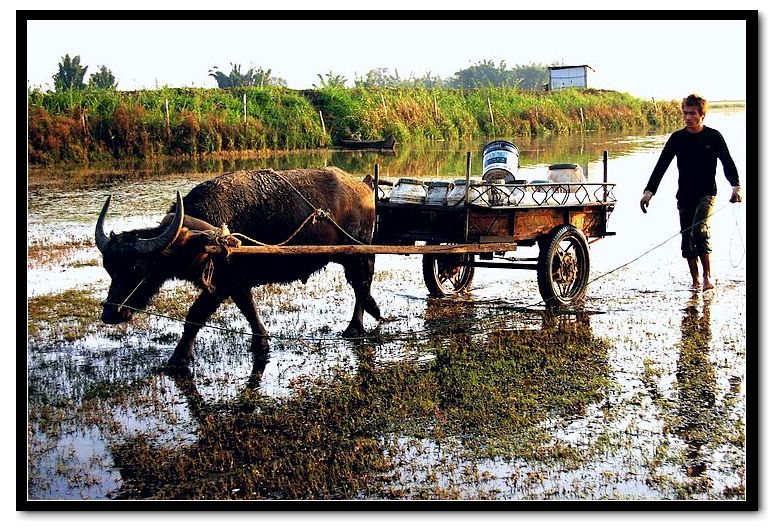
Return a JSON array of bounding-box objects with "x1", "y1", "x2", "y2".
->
[
  {"x1": 95, "y1": 194, "x2": 113, "y2": 252},
  {"x1": 135, "y1": 191, "x2": 185, "y2": 254}
]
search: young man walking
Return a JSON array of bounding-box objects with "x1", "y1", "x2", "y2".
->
[{"x1": 640, "y1": 93, "x2": 743, "y2": 291}]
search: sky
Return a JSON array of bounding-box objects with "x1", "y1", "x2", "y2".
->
[{"x1": 24, "y1": 16, "x2": 749, "y2": 102}]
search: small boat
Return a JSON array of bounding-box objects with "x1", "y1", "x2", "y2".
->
[{"x1": 335, "y1": 137, "x2": 396, "y2": 150}]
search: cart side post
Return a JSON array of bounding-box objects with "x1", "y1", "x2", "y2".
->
[
  {"x1": 464, "y1": 151, "x2": 471, "y2": 241},
  {"x1": 374, "y1": 163, "x2": 379, "y2": 203},
  {"x1": 373, "y1": 163, "x2": 380, "y2": 236},
  {"x1": 603, "y1": 150, "x2": 608, "y2": 203}
]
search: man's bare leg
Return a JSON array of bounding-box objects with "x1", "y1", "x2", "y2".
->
[
  {"x1": 700, "y1": 253, "x2": 714, "y2": 290},
  {"x1": 687, "y1": 257, "x2": 701, "y2": 290}
]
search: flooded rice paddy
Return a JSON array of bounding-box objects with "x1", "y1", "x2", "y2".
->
[{"x1": 25, "y1": 110, "x2": 748, "y2": 503}]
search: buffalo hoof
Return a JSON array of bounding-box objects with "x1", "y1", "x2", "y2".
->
[
  {"x1": 160, "y1": 361, "x2": 193, "y2": 379},
  {"x1": 165, "y1": 355, "x2": 192, "y2": 375},
  {"x1": 168, "y1": 343, "x2": 194, "y2": 370},
  {"x1": 342, "y1": 324, "x2": 367, "y2": 338},
  {"x1": 250, "y1": 335, "x2": 270, "y2": 355}
]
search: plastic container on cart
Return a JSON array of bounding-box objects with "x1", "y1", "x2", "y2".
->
[
  {"x1": 425, "y1": 181, "x2": 454, "y2": 205},
  {"x1": 377, "y1": 179, "x2": 394, "y2": 201},
  {"x1": 390, "y1": 178, "x2": 426, "y2": 204},
  {"x1": 547, "y1": 163, "x2": 585, "y2": 184},
  {"x1": 547, "y1": 163, "x2": 586, "y2": 199},
  {"x1": 528, "y1": 179, "x2": 551, "y2": 206},
  {"x1": 485, "y1": 178, "x2": 509, "y2": 206},
  {"x1": 447, "y1": 179, "x2": 487, "y2": 206},
  {"x1": 506, "y1": 179, "x2": 528, "y2": 206}
]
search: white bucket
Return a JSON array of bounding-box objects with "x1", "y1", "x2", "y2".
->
[{"x1": 483, "y1": 140, "x2": 520, "y2": 182}]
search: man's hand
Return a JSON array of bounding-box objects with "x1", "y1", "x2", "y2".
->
[
  {"x1": 640, "y1": 191, "x2": 654, "y2": 213},
  {"x1": 730, "y1": 185, "x2": 743, "y2": 203}
]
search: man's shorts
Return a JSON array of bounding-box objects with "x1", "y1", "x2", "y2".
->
[{"x1": 677, "y1": 195, "x2": 715, "y2": 259}]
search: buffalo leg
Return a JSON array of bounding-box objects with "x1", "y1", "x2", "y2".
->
[
  {"x1": 168, "y1": 290, "x2": 223, "y2": 368},
  {"x1": 341, "y1": 255, "x2": 381, "y2": 337},
  {"x1": 231, "y1": 289, "x2": 271, "y2": 355}
]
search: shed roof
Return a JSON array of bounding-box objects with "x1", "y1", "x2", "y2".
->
[{"x1": 547, "y1": 65, "x2": 595, "y2": 71}]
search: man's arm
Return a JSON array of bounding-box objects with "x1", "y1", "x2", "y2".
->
[
  {"x1": 644, "y1": 134, "x2": 678, "y2": 195},
  {"x1": 641, "y1": 134, "x2": 677, "y2": 213},
  {"x1": 716, "y1": 131, "x2": 741, "y2": 187}
]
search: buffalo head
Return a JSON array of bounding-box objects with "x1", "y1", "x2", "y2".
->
[{"x1": 95, "y1": 192, "x2": 185, "y2": 324}]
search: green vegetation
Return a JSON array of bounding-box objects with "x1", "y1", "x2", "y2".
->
[
  {"x1": 208, "y1": 63, "x2": 285, "y2": 88},
  {"x1": 53, "y1": 54, "x2": 89, "y2": 92},
  {"x1": 27, "y1": 85, "x2": 682, "y2": 165}
]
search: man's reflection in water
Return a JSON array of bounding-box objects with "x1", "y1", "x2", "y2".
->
[{"x1": 675, "y1": 293, "x2": 718, "y2": 478}]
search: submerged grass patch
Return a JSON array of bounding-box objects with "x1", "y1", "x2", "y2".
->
[
  {"x1": 90, "y1": 313, "x2": 615, "y2": 500},
  {"x1": 27, "y1": 289, "x2": 103, "y2": 343}
]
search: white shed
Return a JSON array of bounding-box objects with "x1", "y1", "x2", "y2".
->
[{"x1": 547, "y1": 65, "x2": 594, "y2": 90}]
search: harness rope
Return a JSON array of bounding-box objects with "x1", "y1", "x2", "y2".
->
[
  {"x1": 729, "y1": 201, "x2": 746, "y2": 268},
  {"x1": 105, "y1": 200, "x2": 745, "y2": 346}
]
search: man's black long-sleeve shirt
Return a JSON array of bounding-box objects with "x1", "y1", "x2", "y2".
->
[{"x1": 645, "y1": 126, "x2": 740, "y2": 203}]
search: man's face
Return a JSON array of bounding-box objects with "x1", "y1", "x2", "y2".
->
[{"x1": 682, "y1": 105, "x2": 705, "y2": 132}]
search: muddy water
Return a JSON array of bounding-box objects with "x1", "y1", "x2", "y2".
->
[{"x1": 26, "y1": 109, "x2": 748, "y2": 501}]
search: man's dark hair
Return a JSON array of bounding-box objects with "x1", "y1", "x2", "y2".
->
[{"x1": 682, "y1": 93, "x2": 708, "y2": 116}]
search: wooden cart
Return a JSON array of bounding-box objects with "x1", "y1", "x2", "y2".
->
[{"x1": 213, "y1": 152, "x2": 616, "y2": 307}]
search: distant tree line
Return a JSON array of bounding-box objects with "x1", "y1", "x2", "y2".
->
[
  {"x1": 43, "y1": 54, "x2": 554, "y2": 93},
  {"x1": 52, "y1": 54, "x2": 117, "y2": 91}
]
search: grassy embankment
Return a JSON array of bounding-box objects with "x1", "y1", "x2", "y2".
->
[{"x1": 27, "y1": 86, "x2": 683, "y2": 165}]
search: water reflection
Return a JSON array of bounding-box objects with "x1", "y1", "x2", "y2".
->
[
  {"x1": 28, "y1": 127, "x2": 676, "y2": 191},
  {"x1": 108, "y1": 343, "x2": 391, "y2": 500},
  {"x1": 675, "y1": 293, "x2": 718, "y2": 478}
]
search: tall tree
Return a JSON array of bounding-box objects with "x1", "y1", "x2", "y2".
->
[
  {"x1": 448, "y1": 60, "x2": 518, "y2": 89},
  {"x1": 53, "y1": 54, "x2": 88, "y2": 92},
  {"x1": 513, "y1": 63, "x2": 549, "y2": 91},
  {"x1": 354, "y1": 68, "x2": 403, "y2": 88},
  {"x1": 209, "y1": 63, "x2": 280, "y2": 88},
  {"x1": 314, "y1": 71, "x2": 348, "y2": 88},
  {"x1": 89, "y1": 65, "x2": 117, "y2": 89}
]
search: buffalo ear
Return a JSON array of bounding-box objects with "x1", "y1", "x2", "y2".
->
[
  {"x1": 362, "y1": 174, "x2": 374, "y2": 189},
  {"x1": 164, "y1": 227, "x2": 207, "y2": 250}
]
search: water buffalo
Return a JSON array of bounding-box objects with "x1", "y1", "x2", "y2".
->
[{"x1": 95, "y1": 167, "x2": 381, "y2": 368}]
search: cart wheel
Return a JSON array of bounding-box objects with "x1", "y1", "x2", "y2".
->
[
  {"x1": 422, "y1": 253, "x2": 475, "y2": 296},
  {"x1": 537, "y1": 224, "x2": 590, "y2": 307}
]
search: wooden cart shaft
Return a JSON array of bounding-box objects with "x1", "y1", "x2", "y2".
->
[{"x1": 205, "y1": 242, "x2": 518, "y2": 256}]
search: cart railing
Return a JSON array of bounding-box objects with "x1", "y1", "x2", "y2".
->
[
  {"x1": 378, "y1": 181, "x2": 616, "y2": 208},
  {"x1": 447, "y1": 181, "x2": 616, "y2": 208}
]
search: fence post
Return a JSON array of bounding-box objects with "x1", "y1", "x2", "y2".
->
[
  {"x1": 381, "y1": 94, "x2": 387, "y2": 117},
  {"x1": 164, "y1": 98, "x2": 171, "y2": 138},
  {"x1": 243, "y1": 93, "x2": 247, "y2": 124},
  {"x1": 487, "y1": 97, "x2": 495, "y2": 128},
  {"x1": 319, "y1": 110, "x2": 326, "y2": 135}
]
